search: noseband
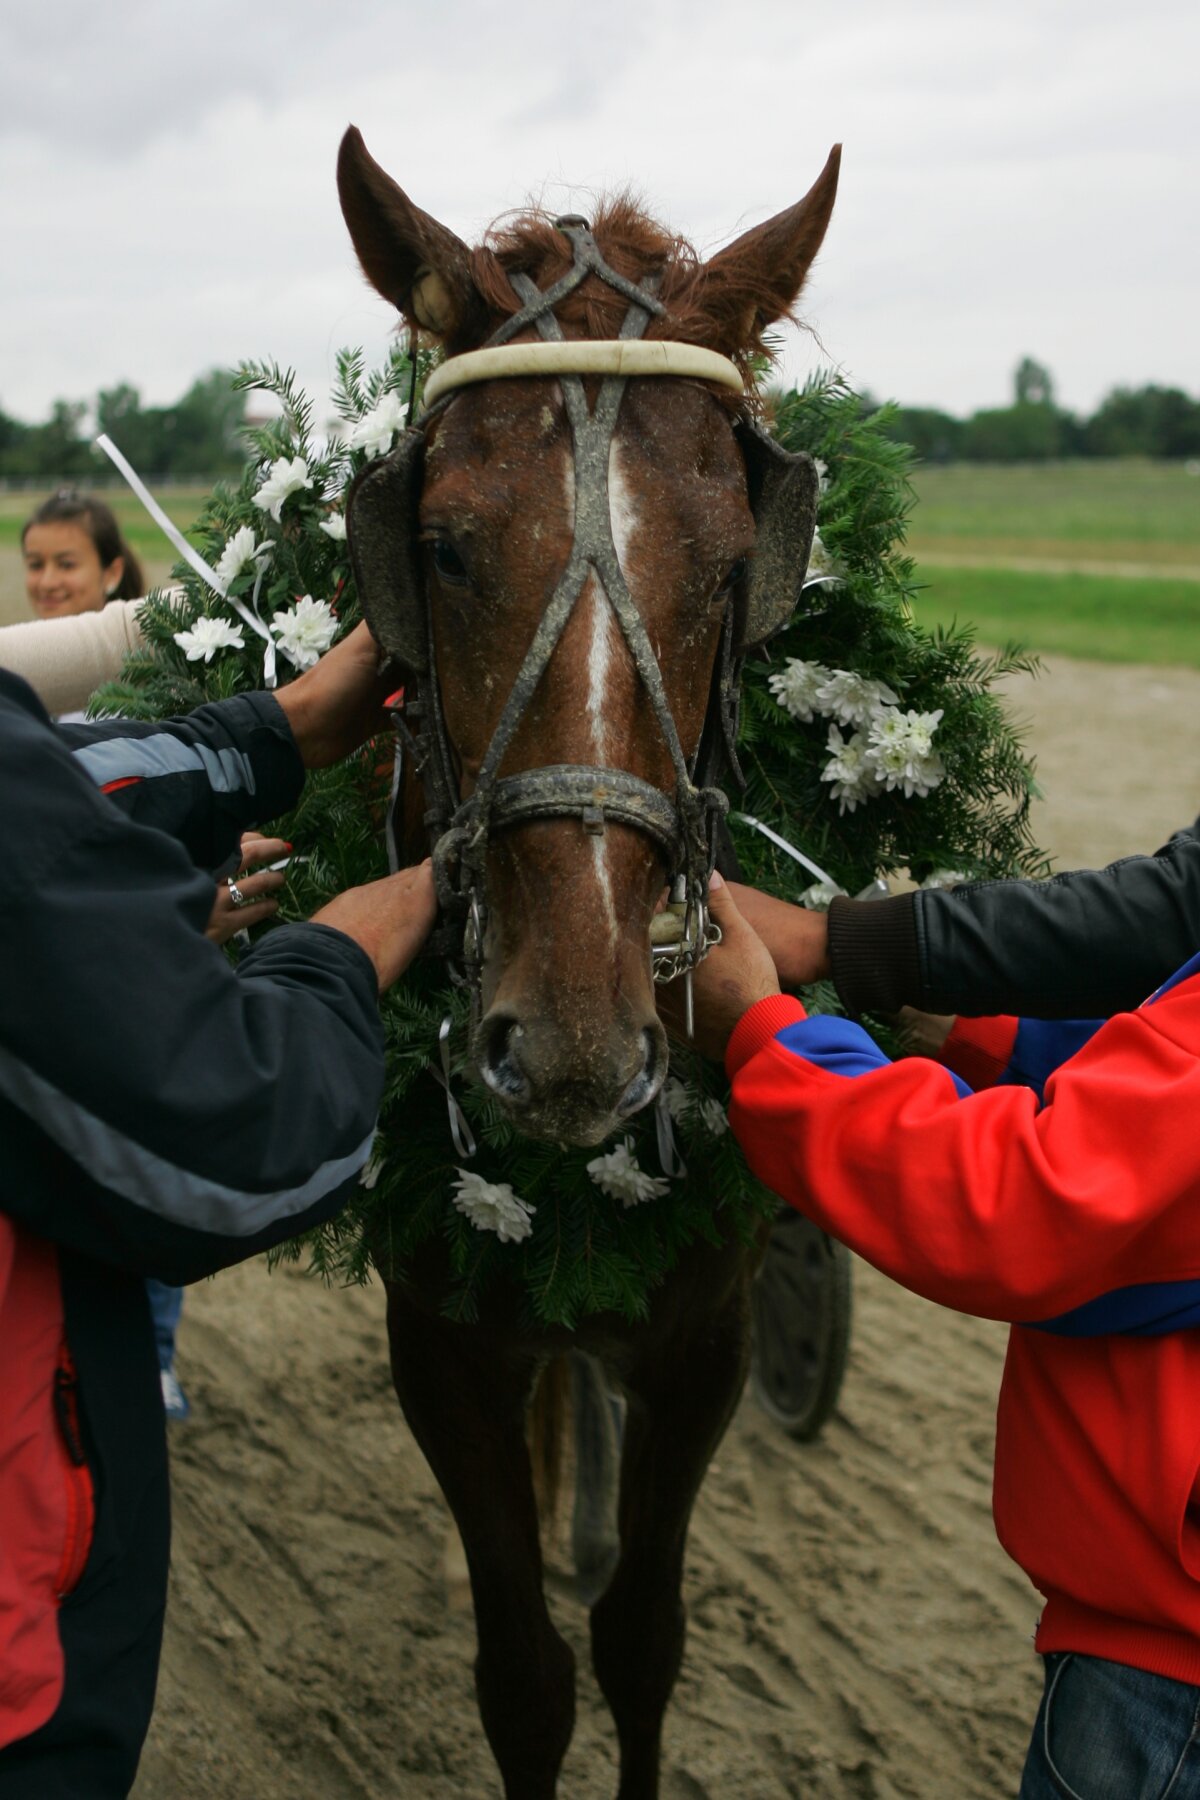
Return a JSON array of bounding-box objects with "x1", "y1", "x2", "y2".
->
[{"x1": 359, "y1": 219, "x2": 783, "y2": 1010}]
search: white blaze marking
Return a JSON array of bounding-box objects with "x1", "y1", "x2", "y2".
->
[{"x1": 575, "y1": 444, "x2": 639, "y2": 950}]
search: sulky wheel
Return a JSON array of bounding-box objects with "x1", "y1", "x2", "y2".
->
[{"x1": 750, "y1": 1205, "x2": 852, "y2": 1441}]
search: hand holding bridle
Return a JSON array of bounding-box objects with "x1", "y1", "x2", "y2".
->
[{"x1": 660, "y1": 873, "x2": 781, "y2": 1062}]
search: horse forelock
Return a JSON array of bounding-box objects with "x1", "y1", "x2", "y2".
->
[{"x1": 464, "y1": 194, "x2": 774, "y2": 392}]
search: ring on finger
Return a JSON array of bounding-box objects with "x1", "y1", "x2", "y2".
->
[{"x1": 227, "y1": 876, "x2": 251, "y2": 908}]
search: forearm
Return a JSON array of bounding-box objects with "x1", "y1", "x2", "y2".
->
[
  {"x1": 725, "y1": 992, "x2": 1200, "y2": 1323},
  {"x1": 0, "y1": 701, "x2": 383, "y2": 1278},
  {"x1": 1, "y1": 892, "x2": 383, "y2": 1281},
  {"x1": 0, "y1": 600, "x2": 145, "y2": 716},
  {"x1": 57, "y1": 690, "x2": 304, "y2": 871},
  {"x1": 828, "y1": 835, "x2": 1200, "y2": 1019}
]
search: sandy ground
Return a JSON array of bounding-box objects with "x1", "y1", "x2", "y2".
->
[{"x1": 106, "y1": 652, "x2": 1194, "y2": 1800}]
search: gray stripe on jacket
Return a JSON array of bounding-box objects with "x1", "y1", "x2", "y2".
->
[
  {"x1": 72, "y1": 735, "x2": 257, "y2": 796},
  {"x1": 0, "y1": 1040, "x2": 372, "y2": 1237}
]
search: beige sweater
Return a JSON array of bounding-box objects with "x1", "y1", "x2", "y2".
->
[{"x1": 0, "y1": 600, "x2": 146, "y2": 715}]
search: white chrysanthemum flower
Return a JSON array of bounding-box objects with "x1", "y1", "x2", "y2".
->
[
  {"x1": 320, "y1": 513, "x2": 348, "y2": 541},
  {"x1": 174, "y1": 617, "x2": 245, "y2": 663},
  {"x1": 348, "y1": 391, "x2": 409, "y2": 460},
  {"x1": 798, "y1": 878, "x2": 847, "y2": 911},
  {"x1": 922, "y1": 868, "x2": 970, "y2": 890},
  {"x1": 814, "y1": 669, "x2": 901, "y2": 730},
  {"x1": 358, "y1": 1140, "x2": 385, "y2": 1189},
  {"x1": 214, "y1": 525, "x2": 273, "y2": 589},
  {"x1": 252, "y1": 454, "x2": 313, "y2": 522},
  {"x1": 767, "y1": 658, "x2": 832, "y2": 722},
  {"x1": 864, "y1": 708, "x2": 946, "y2": 799},
  {"x1": 451, "y1": 1169, "x2": 535, "y2": 1243},
  {"x1": 821, "y1": 723, "x2": 883, "y2": 815},
  {"x1": 805, "y1": 529, "x2": 838, "y2": 580},
  {"x1": 663, "y1": 1077, "x2": 692, "y2": 1123},
  {"x1": 699, "y1": 1096, "x2": 728, "y2": 1137},
  {"x1": 587, "y1": 1136, "x2": 670, "y2": 1209},
  {"x1": 270, "y1": 595, "x2": 338, "y2": 671}
]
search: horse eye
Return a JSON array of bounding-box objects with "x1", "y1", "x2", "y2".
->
[
  {"x1": 714, "y1": 556, "x2": 748, "y2": 598},
  {"x1": 431, "y1": 538, "x2": 470, "y2": 587}
]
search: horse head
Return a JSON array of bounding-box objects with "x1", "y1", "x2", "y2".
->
[{"x1": 339, "y1": 128, "x2": 839, "y2": 1145}]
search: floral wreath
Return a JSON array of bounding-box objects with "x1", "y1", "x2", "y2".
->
[{"x1": 94, "y1": 350, "x2": 1043, "y2": 1326}]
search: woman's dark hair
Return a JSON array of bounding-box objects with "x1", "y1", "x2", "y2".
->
[{"x1": 21, "y1": 489, "x2": 145, "y2": 601}]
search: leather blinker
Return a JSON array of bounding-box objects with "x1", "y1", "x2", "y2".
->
[
  {"x1": 346, "y1": 428, "x2": 428, "y2": 674},
  {"x1": 734, "y1": 419, "x2": 820, "y2": 653}
]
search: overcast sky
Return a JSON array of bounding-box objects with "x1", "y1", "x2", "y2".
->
[{"x1": 2, "y1": 0, "x2": 1197, "y2": 428}]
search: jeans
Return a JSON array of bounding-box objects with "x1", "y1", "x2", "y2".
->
[
  {"x1": 145, "y1": 1279, "x2": 183, "y2": 1373},
  {"x1": 1020, "y1": 1653, "x2": 1200, "y2": 1799}
]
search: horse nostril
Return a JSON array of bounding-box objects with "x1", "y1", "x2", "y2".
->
[
  {"x1": 478, "y1": 1012, "x2": 531, "y2": 1104},
  {"x1": 616, "y1": 1025, "x2": 666, "y2": 1119}
]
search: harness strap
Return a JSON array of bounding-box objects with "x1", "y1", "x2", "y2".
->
[{"x1": 414, "y1": 219, "x2": 739, "y2": 989}]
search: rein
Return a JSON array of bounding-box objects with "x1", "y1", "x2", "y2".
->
[{"x1": 402, "y1": 218, "x2": 749, "y2": 1013}]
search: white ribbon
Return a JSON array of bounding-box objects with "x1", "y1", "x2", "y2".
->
[
  {"x1": 432, "y1": 1014, "x2": 477, "y2": 1160},
  {"x1": 654, "y1": 1088, "x2": 687, "y2": 1180},
  {"x1": 94, "y1": 433, "x2": 293, "y2": 689},
  {"x1": 730, "y1": 814, "x2": 840, "y2": 892}
]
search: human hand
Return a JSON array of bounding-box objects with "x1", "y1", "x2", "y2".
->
[
  {"x1": 206, "y1": 834, "x2": 291, "y2": 943},
  {"x1": 661, "y1": 872, "x2": 782, "y2": 1062},
  {"x1": 723, "y1": 881, "x2": 831, "y2": 988},
  {"x1": 311, "y1": 860, "x2": 438, "y2": 991},
  {"x1": 271, "y1": 621, "x2": 394, "y2": 769},
  {"x1": 893, "y1": 1006, "x2": 957, "y2": 1059}
]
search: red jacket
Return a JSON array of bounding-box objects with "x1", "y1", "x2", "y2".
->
[{"x1": 726, "y1": 953, "x2": 1200, "y2": 1683}]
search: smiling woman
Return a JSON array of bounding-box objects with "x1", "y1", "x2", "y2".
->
[{"x1": 21, "y1": 489, "x2": 144, "y2": 620}]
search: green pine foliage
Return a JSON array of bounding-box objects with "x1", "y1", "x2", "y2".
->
[{"x1": 92, "y1": 358, "x2": 1044, "y2": 1327}]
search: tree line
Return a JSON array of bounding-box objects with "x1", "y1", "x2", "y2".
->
[
  {"x1": 0, "y1": 372, "x2": 246, "y2": 483},
  {"x1": 875, "y1": 358, "x2": 1200, "y2": 464},
  {"x1": 2, "y1": 357, "x2": 1199, "y2": 481}
]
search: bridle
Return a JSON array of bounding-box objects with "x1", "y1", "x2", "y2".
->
[{"x1": 350, "y1": 217, "x2": 817, "y2": 1019}]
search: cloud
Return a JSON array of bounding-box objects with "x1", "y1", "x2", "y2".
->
[{"x1": 1, "y1": 0, "x2": 1197, "y2": 422}]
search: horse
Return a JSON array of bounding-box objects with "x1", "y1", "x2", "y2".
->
[{"x1": 337, "y1": 125, "x2": 840, "y2": 1800}]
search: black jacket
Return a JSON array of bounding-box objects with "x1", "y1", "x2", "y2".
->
[
  {"x1": 0, "y1": 672, "x2": 384, "y2": 1798},
  {"x1": 828, "y1": 817, "x2": 1200, "y2": 1021}
]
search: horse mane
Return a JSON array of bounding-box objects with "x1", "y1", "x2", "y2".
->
[{"x1": 466, "y1": 192, "x2": 791, "y2": 395}]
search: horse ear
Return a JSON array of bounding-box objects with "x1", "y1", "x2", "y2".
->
[
  {"x1": 337, "y1": 126, "x2": 487, "y2": 345},
  {"x1": 695, "y1": 146, "x2": 842, "y2": 353}
]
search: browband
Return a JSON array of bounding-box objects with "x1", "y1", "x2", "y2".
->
[{"x1": 421, "y1": 338, "x2": 744, "y2": 407}]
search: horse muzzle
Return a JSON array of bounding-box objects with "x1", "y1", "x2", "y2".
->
[{"x1": 475, "y1": 1006, "x2": 668, "y2": 1146}]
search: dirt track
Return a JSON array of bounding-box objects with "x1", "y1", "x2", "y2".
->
[{"x1": 131, "y1": 653, "x2": 1200, "y2": 1800}]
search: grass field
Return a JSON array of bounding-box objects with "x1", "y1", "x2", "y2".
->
[
  {"x1": 908, "y1": 566, "x2": 1200, "y2": 666},
  {"x1": 0, "y1": 485, "x2": 211, "y2": 558},
  {"x1": 2, "y1": 457, "x2": 1198, "y2": 661},
  {"x1": 901, "y1": 458, "x2": 1200, "y2": 668},
  {"x1": 904, "y1": 458, "x2": 1200, "y2": 559}
]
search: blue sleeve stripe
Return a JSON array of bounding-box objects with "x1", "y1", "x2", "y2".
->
[
  {"x1": 1146, "y1": 951, "x2": 1200, "y2": 1007},
  {"x1": 775, "y1": 1015, "x2": 973, "y2": 1098},
  {"x1": 1030, "y1": 1280, "x2": 1200, "y2": 1338},
  {"x1": 1005, "y1": 1017, "x2": 1103, "y2": 1100},
  {"x1": 72, "y1": 735, "x2": 257, "y2": 797}
]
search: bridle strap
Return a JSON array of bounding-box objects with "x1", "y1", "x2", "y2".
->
[
  {"x1": 487, "y1": 766, "x2": 682, "y2": 856},
  {"x1": 486, "y1": 211, "x2": 668, "y2": 345},
  {"x1": 414, "y1": 218, "x2": 738, "y2": 984}
]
